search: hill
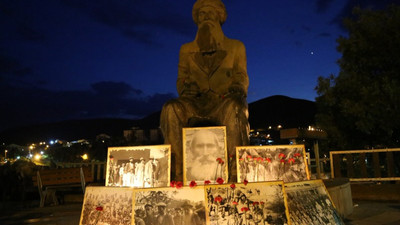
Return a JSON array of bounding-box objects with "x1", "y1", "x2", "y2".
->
[
  {"x1": 248, "y1": 95, "x2": 316, "y2": 130},
  {"x1": 0, "y1": 95, "x2": 316, "y2": 144}
]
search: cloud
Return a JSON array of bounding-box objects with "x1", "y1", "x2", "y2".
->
[
  {"x1": 315, "y1": 0, "x2": 335, "y2": 13},
  {"x1": 0, "y1": 1, "x2": 45, "y2": 42},
  {"x1": 61, "y1": 0, "x2": 194, "y2": 44},
  {"x1": 91, "y1": 81, "x2": 143, "y2": 97},
  {"x1": 0, "y1": 81, "x2": 176, "y2": 131},
  {"x1": 318, "y1": 32, "x2": 331, "y2": 37}
]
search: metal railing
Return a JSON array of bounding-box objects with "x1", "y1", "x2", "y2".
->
[
  {"x1": 330, "y1": 148, "x2": 400, "y2": 181},
  {"x1": 55, "y1": 162, "x2": 107, "y2": 183}
]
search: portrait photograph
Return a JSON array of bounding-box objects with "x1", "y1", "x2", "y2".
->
[
  {"x1": 205, "y1": 181, "x2": 289, "y2": 225},
  {"x1": 133, "y1": 186, "x2": 206, "y2": 225},
  {"x1": 236, "y1": 145, "x2": 310, "y2": 183},
  {"x1": 79, "y1": 186, "x2": 134, "y2": 225},
  {"x1": 285, "y1": 180, "x2": 344, "y2": 225},
  {"x1": 106, "y1": 145, "x2": 171, "y2": 188},
  {"x1": 183, "y1": 126, "x2": 228, "y2": 185}
]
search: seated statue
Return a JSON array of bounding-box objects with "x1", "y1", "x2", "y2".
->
[{"x1": 160, "y1": 0, "x2": 249, "y2": 181}]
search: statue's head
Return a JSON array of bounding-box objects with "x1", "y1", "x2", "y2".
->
[{"x1": 192, "y1": 0, "x2": 227, "y2": 26}]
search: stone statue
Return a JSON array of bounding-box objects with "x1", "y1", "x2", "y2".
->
[{"x1": 160, "y1": 0, "x2": 249, "y2": 181}]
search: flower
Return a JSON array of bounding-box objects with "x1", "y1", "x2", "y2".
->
[
  {"x1": 257, "y1": 157, "x2": 264, "y2": 163},
  {"x1": 189, "y1": 180, "x2": 197, "y2": 188},
  {"x1": 216, "y1": 158, "x2": 225, "y2": 165},
  {"x1": 232, "y1": 201, "x2": 238, "y2": 205},
  {"x1": 243, "y1": 179, "x2": 248, "y2": 185},
  {"x1": 280, "y1": 159, "x2": 286, "y2": 164},
  {"x1": 294, "y1": 153, "x2": 302, "y2": 158},
  {"x1": 230, "y1": 183, "x2": 236, "y2": 189},
  {"x1": 252, "y1": 202, "x2": 259, "y2": 206},
  {"x1": 96, "y1": 206, "x2": 103, "y2": 211},
  {"x1": 265, "y1": 158, "x2": 272, "y2": 163},
  {"x1": 216, "y1": 177, "x2": 224, "y2": 184},
  {"x1": 288, "y1": 158, "x2": 295, "y2": 164},
  {"x1": 278, "y1": 153, "x2": 286, "y2": 159},
  {"x1": 246, "y1": 155, "x2": 252, "y2": 161},
  {"x1": 260, "y1": 201, "x2": 265, "y2": 205},
  {"x1": 241, "y1": 207, "x2": 249, "y2": 212},
  {"x1": 204, "y1": 180, "x2": 211, "y2": 185},
  {"x1": 170, "y1": 181, "x2": 176, "y2": 187},
  {"x1": 214, "y1": 196, "x2": 223, "y2": 203},
  {"x1": 176, "y1": 181, "x2": 183, "y2": 189}
]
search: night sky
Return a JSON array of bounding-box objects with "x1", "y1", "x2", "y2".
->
[{"x1": 0, "y1": 0, "x2": 397, "y2": 131}]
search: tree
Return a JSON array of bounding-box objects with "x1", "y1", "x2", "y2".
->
[{"x1": 315, "y1": 5, "x2": 400, "y2": 149}]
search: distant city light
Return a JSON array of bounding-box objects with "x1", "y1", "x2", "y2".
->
[
  {"x1": 50, "y1": 140, "x2": 54, "y2": 145},
  {"x1": 81, "y1": 154, "x2": 88, "y2": 160},
  {"x1": 34, "y1": 154, "x2": 41, "y2": 160},
  {"x1": 40, "y1": 151, "x2": 44, "y2": 155},
  {"x1": 16, "y1": 156, "x2": 20, "y2": 160}
]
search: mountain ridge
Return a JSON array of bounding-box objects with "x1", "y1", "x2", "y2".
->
[{"x1": 0, "y1": 95, "x2": 316, "y2": 144}]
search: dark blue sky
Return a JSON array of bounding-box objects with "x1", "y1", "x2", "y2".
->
[{"x1": 0, "y1": 0, "x2": 397, "y2": 131}]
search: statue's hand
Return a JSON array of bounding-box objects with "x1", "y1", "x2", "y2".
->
[
  {"x1": 228, "y1": 84, "x2": 245, "y2": 97},
  {"x1": 182, "y1": 82, "x2": 200, "y2": 97}
]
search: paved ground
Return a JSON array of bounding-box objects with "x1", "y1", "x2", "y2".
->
[{"x1": 1, "y1": 200, "x2": 399, "y2": 225}]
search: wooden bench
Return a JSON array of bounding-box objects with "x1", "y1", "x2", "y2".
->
[{"x1": 32, "y1": 167, "x2": 93, "y2": 207}]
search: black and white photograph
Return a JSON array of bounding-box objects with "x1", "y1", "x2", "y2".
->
[
  {"x1": 205, "y1": 182, "x2": 289, "y2": 225},
  {"x1": 133, "y1": 187, "x2": 206, "y2": 225},
  {"x1": 79, "y1": 186, "x2": 134, "y2": 225},
  {"x1": 237, "y1": 145, "x2": 310, "y2": 183},
  {"x1": 106, "y1": 145, "x2": 171, "y2": 188},
  {"x1": 183, "y1": 126, "x2": 228, "y2": 185},
  {"x1": 285, "y1": 180, "x2": 345, "y2": 225}
]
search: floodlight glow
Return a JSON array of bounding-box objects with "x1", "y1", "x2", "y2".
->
[{"x1": 34, "y1": 154, "x2": 41, "y2": 160}]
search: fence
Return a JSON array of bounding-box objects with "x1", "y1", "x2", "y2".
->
[
  {"x1": 306, "y1": 152, "x2": 330, "y2": 178},
  {"x1": 56, "y1": 162, "x2": 107, "y2": 183},
  {"x1": 329, "y1": 148, "x2": 400, "y2": 181}
]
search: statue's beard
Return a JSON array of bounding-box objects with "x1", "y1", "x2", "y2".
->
[{"x1": 196, "y1": 21, "x2": 221, "y2": 53}]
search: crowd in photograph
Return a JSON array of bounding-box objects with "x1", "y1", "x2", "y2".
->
[
  {"x1": 237, "y1": 149, "x2": 306, "y2": 183},
  {"x1": 81, "y1": 190, "x2": 133, "y2": 225},
  {"x1": 286, "y1": 187, "x2": 343, "y2": 225},
  {"x1": 108, "y1": 157, "x2": 163, "y2": 188},
  {"x1": 134, "y1": 202, "x2": 205, "y2": 225},
  {"x1": 206, "y1": 187, "x2": 287, "y2": 225}
]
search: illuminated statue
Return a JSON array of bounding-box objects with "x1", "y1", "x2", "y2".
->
[{"x1": 160, "y1": 0, "x2": 249, "y2": 181}]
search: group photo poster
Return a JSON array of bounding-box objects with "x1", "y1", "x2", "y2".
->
[
  {"x1": 205, "y1": 181, "x2": 290, "y2": 225},
  {"x1": 284, "y1": 180, "x2": 344, "y2": 225},
  {"x1": 133, "y1": 186, "x2": 206, "y2": 225},
  {"x1": 236, "y1": 145, "x2": 310, "y2": 183},
  {"x1": 106, "y1": 145, "x2": 171, "y2": 188},
  {"x1": 79, "y1": 186, "x2": 134, "y2": 225},
  {"x1": 183, "y1": 126, "x2": 228, "y2": 185}
]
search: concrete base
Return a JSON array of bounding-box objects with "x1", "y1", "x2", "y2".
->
[
  {"x1": 351, "y1": 183, "x2": 400, "y2": 202},
  {"x1": 324, "y1": 178, "x2": 354, "y2": 218}
]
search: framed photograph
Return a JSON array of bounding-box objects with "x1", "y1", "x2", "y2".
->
[
  {"x1": 285, "y1": 180, "x2": 345, "y2": 225},
  {"x1": 133, "y1": 186, "x2": 206, "y2": 225},
  {"x1": 236, "y1": 145, "x2": 310, "y2": 183},
  {"x1": 106, "y1": 145, "x2": 171, "y2": 188},
  {"x1": 205, "y1": 181, "x2": 289, "y2": 225},
  {"x1": 79, "y1": 186, "x2": 134, "y2": 225},
  {"x1": 183, "y1": 126, "x2": 228, "y2": 185}
]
